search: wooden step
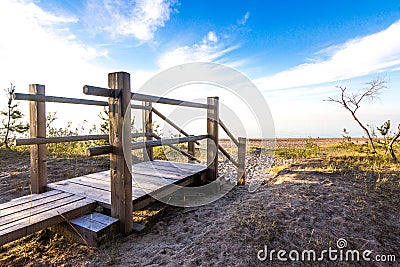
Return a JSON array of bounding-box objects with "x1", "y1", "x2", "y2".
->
[{"x1": 51, "y1": 212, "x2": 119, "y2": 247}]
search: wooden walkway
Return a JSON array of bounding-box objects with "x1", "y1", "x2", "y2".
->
[
  {"x1": 48, "y1": 160, "x2": 206, "y2": 210},
  {"x1": 0, "y1": 160, "x2": 205, "y2": 246},
  {"x1": 0, "y1": 190, "x2": 95, "y2": 246}
]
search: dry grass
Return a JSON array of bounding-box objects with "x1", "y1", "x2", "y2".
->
[{"x1": 0, "y1": 139, "x2": 399, "y2": 266}]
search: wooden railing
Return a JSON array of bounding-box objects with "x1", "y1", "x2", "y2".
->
[{"x1": 13, "y1": 71, "x2": 247, "y2": 235}]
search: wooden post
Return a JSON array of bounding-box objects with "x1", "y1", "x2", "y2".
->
[
  {"x1": 237, "y1": 137, "x2": 247, "y2": 185},
  {"x1": 108, "y1": 72, "x2": 133, "y2": 235},
  {"x1": 29, "y1": 84, "x2": 47, "y2": 193},
  {"x1": 207, "y1": 97, "x2": 219, "y2": 181},
  {"x1": 142, "y1": 101, "x2": 153, "y2": 161},
  {"x1": 188, "y1": 137, "x2": 195, "y2": 163}
]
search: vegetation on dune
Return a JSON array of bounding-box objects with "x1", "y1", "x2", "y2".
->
[
  {"x1": 326, "y1": 77, "x2": 400, "y2": 161},
  {"x1": 0, "y1": 137, "x2": 399, "y2": 266},
  {"x1": 0, "y1": 83, "x2": 29, "y2": 148}
]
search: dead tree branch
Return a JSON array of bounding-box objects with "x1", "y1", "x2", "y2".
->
[{"x1": 325, "y1": 78, "x2": 387, "y2": 153}]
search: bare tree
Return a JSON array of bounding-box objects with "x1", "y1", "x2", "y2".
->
[{"x1": 326, "y1": 78, "x2": 387, "y2": 152}]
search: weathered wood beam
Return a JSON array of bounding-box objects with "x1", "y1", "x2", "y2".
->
[
  {"x1": 142, "y1": 101, "x2": 153, "y2": 161},
  {"x1": 207, "y1": 97, "x2": 219, "y2": 181},
  {"x1": 14, "y1": 93, "x2": 108, "y2": 106},
  {"x1": 83, "y1": 85, "x2": 208, "y2": 109},
  {"x1": 29, "y1": 84, "x2": 47, "y2": 193},
  {"x1": 219, "y1": 119, "x2": 239, "y2": 147},
  {"x1": 152, "y1": 108, "x2": 200, "y2": 146},
  {"x1": 15, "y1": 135, "x2": 108, "y2": 146},
  {"x1": 218, "y1": 145, "x2": 239, "y2": 167},
  {"x1": 237, "y1": 137, "x2": 247, "y2": 185},
  {"x1": 108, "y1": 72, "x2": 133, "y2": 235},
  {"x1": 131, "y1": 135, "x2": 208, "y2": 150}
]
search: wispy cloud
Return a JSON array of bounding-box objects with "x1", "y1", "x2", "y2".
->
[
  {"x1": 158, "y1": 31, "x2": 239, "y2": 69},
  {"x1": 22, "y1": 1, "x2": 78, "y2": 25},
  {"x1": 256, "y1": 19, "x2": 400, "y2": 91},
  {"x1": 238, "y1": 11, "x2": 250, "y2": 25},
  {"x1": 85, "y1": 0, "x2": 177, "y2": 41}
]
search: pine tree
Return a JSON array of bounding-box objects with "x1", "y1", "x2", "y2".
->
[{"x1": 0, "y1": 83, "x2": 29, "y2": 148}]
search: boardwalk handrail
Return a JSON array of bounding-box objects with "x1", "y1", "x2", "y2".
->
[
  {"x1": 152, "y1": 107, "x2": 201, "y2": 146},
  {"x1": 131, "y1": 135, "x2": 208, "y2": 150},
  {"x1": 216, "y1": 119, "x2": 246, "y2": 183},
  {"x1": 14, "y1": 71, "x2": 247, "y2": 236},
  {"x1": 83, "y1": 85, "x2": 208, "y2": 109},
  {"x1": 150, "y1": 133, "x2": 200, "y2": 163},
  {"x1": 15, "y1": 132, "x2": 152, "y2": 146},
  {"x1": 218, "y1": 145, "x2": 239, "y2": 167},
  {"x1": 219, "y1": 119, "x2": 239, "y2": 147},
  {"x1": 13, "y1": 92, "x2": 108, "y2": 106},
  {"x1": 86, "y1": 135, "x2": 207, "y2": 157},
  {"x1": 15, "y1": 134, "x2": 108, "y2": 146}
]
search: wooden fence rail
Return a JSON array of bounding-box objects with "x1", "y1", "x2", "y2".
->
[
  {"x1": 14, "y1": 93, "x2": 108, "y2": 106},
  {"x1": 152, "y1": 108, "x2": 201, "y2": 146},
  {"x1": 83, "y1": 85, "x2": 208, "y2": 109},
  {"x1": 15, "y1": 135, "x2": 108, "y2": 146},
  {"x1": 131, "y1": 135, "x2": 208, "y2": 150},
  {"x1": 150, "y1": 133, "x2": 201, "y2": 163},
  {"x1": 219, "y1": 119, "x2": 239, "y2": 147}
]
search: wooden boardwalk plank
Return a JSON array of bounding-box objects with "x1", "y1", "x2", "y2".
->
[
  {"x1": 85, "y1": 171, "x2": 109, "y2": 181},
  {"x1": 0, "y1": 161, "x2": 206, "y2": 246},
  {"x1": 0, "y1": 198, "x2": 95, "y2": 246},
  {"x1": 0, "y1": 192, "x2": 73, "y2": 218},
  {"x1": 151, "y1": 160, "x2": 206, "y2": 171},
  {"x1": 68, "y1": 177, "x2": 148, "y2": 199},
  {"x1": 47, "y1": 182, "x2": 111, "y2": 206},
  {"x1": 134, "y1": 161, "x2": 205, "y2": 175},
  {"x1": 46, "y1": 161, "x2": 206, "y2": 209},
  {"x1": 0, "y1": 190, "x2": 63, "y2": 211},
  {"x1": 132, "y1": 167, "x2": 198, "y2": 180},
  {"x1": 82, "y1": 172, "x2": 176, "y2": 190},
  {"x1": 0, "y1": 195, "x2": 88, "y2": 230}
]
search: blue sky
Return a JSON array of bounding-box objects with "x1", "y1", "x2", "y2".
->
[{"x1": 1, "y1": 0, "x2": 400, "y2": 137}]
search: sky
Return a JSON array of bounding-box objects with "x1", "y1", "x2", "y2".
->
[{"x1": 0, "y1": 0, "x2": 400, "y2": 138}]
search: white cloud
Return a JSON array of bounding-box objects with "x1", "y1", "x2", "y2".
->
[
  {"x1": 21, "y1": 1, "x2": 78, "y2": 25},
  {"x1": 158, "y1": 31, "x2": 239, "y2": 69},
  {"x1": 256, "y1": 19, "x2": 400, "y2": 91},
  {"x1": 206, "y1": 31, "x2": 218, "y2": 43},
  {"x1": 239, "y1": 11, "x2": 250, "y2": 25},
  {"x1": 0, "y1": 0, "x2": 108, "y2": 124},
  {"x1": 85, "y1": 0, "x2": 176, "y2": 41}
]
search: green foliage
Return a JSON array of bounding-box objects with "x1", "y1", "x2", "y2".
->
[
  {"x1": 0, "y1": 83, "x2": 29, "y2": 148},
  {"x1": 152, "y1": 144, "x2": 190, "y2": 161},
  {"x1": 153, "y1": 146, "x2": 168, "y2": 160},
  {"x1": 337, "y1": 128, "x2": 356, "y2": 150},
  {"x1": 98, "y1": 107, "x2": 109, "y2": 134},
  {"x1": 275, "y1": 137, "x2": 320, "y2": 159},
  {"x1": 305, "y1": 137, "x2": 319, "y2": 150},
  {"x1": 46, "y1": 112, "x2": 100, "y2": 155},
  {"x1": 98, "y1": 106, "x2": 136, "y2": 135},
  {"x1": 377, "y1": 120, "x2": 390, "y2": 137},
  {"x1": 275, "y1": 147, "x2": 319, "y2": 159},
  {"x1": 376, "y1": 120, "x2": 391, "y2": 152},
  {"x1": 276, "y1": 138, "x2": 400, "y2": 172}
]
